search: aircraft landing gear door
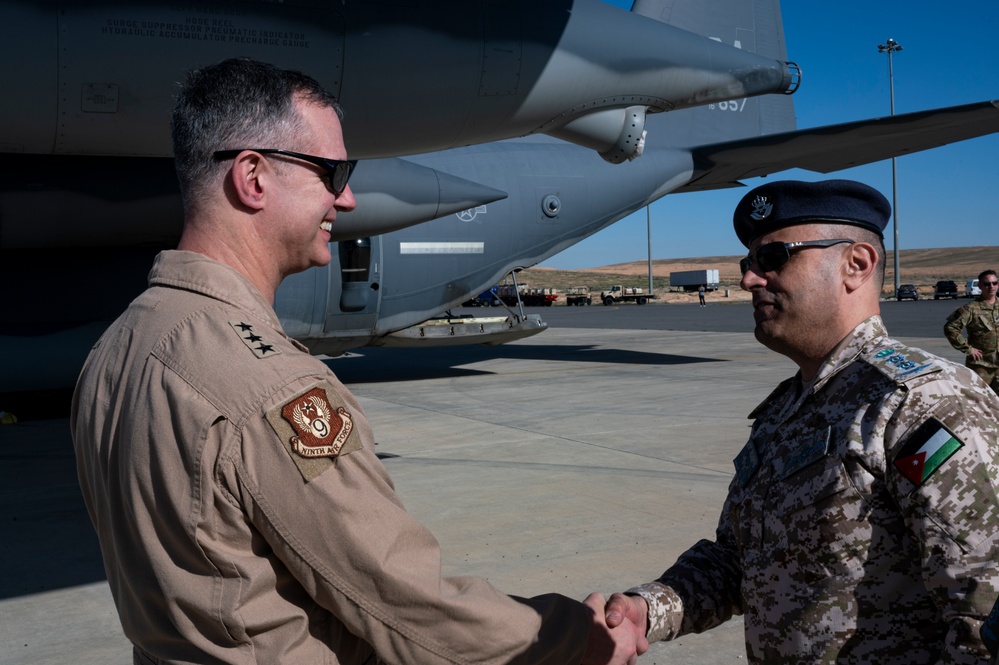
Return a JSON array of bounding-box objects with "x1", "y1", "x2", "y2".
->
[{"x1": 326, "y1": 236, "x2": 381, "y2": 332}]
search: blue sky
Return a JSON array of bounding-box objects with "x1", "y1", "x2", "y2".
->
[{"x1": 540, "y1": 1, "x2": 999, "y2": 269}]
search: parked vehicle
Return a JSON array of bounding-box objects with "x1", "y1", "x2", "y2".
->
[
  {"x1": 564, "y1": 286, "x2": 592, "y2": 306},
  {"x1": 966, "y1": 279, "x2": 981, "y2": 298},
  {"x1": 600, "y1": 285, "x2": 656, "y2": 305},
  {"x1": 496, "y1": 284, "x2": 558, "y2": 307},
  {"x1": 462, "y1": 287, "x2": 499, "y2": 307},
  {"x1": 896, "y1": 284, "x2": 919, "y2": 301},
  {"x1": 933, "y1": 280, "x2": 959, "y2": 299},
  {"x1": 669, "y1": 269, "x2": 719, "y2": 292}
]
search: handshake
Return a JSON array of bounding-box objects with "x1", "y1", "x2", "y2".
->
[{"x1": 581, "y1": 592, "x2": 650, "y2": 665}]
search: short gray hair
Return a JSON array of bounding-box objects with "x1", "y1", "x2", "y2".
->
[{"x1": 171, "y1": 57, "x2": 342, "y2": 212}]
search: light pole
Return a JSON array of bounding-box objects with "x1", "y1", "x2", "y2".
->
[
  {"x1": 646, "y1": 204, "x2": 653, "y2": 295},
  {"x1": 878, "y1": 37, "x2": 902, "y2": 296}
]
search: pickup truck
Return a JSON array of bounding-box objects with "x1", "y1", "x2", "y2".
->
[{"x1": 933, "y1": 280, "x2": 959, "y2": 299}]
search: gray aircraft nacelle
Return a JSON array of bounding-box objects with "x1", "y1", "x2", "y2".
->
[
  {"x1": 277, "y1": 138, "x2": 687, "y2": 356},
  {"x1": 0, "y1": 155, "x2": 508, "y2": 248},
  {"x1": 3, "y1": 0, "x2": 797, "y2": 164}
]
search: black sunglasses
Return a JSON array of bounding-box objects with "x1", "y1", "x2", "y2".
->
[
  {"x1": 213, "y1": 149, "x2": 357, "y2": 195},
  {"x1": 740, "y1": 239, "x2": 855, "y2": 276}
]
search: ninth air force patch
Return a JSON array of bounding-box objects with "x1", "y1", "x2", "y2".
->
[
  {"x1": 266, "y1": 380, "x2": 363, "y2": 481},
  {"x1": 893, "y1": 418, "x2": 964, "y2": 488}
]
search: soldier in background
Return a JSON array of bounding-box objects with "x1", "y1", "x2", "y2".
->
[
  {"x1": 945, "y1": 269, "x2": 999, "y2": 394},
  {"x1": 605, "y1": 179, "x2": 999, "y2": 663}
]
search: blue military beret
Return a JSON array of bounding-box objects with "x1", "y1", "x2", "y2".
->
[{"x1": 733, "y1": 179, "x2": 891, "y2": 248}]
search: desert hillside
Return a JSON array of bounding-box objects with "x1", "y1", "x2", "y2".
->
[
  {"x1": 515, "y1": 246, "x2": 997, "y2": 303},
  {"x1": 518, "y1": 247, "x2": 999, "y2": 289}
]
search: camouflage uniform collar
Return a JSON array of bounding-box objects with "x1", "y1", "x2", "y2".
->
[
  {"x1": 148, "y1": 250, "x2": 283, "y2": 331},
  {"x1": 813, "y1": 316, "x2": 887, "y2": 390},
  {"x1": 749, "y1": 316, "x2": 887, "y2": 419}
]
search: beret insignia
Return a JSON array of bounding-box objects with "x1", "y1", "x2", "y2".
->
[{"x1": 750, "y1": 195, "x2": 772, "y2": 221}]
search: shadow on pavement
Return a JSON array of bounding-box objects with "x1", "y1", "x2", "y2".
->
[
  {"x1": 0, "y1": 418, "x2": 106, "y2": 600},
  {"x1": 328, "y1": 342, "x2": 723, "y2": 384}
]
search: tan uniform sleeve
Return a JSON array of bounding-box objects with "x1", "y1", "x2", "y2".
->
[{"x1": 219, "y1": 377, "x2": 589, "y2": 665}]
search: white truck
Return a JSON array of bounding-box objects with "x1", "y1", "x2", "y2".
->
[
  {"x1": 669, "y1": 269, "x2": 719, "y2": 292},
  {"x1": 600, "y1": 285, "x2": 656, "y2": 305},
  {"x1": 564, "y1": 286, "x2": 592, "y2": 306}
]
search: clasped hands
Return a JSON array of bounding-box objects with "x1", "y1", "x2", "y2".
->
[{"x1": 580, "y1": 592, "x2": 650, "y2": 665}]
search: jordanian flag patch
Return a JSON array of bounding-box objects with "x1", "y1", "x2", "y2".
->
[{"x1": 893, "y1": 419, "x2": 964, "y2": 487}]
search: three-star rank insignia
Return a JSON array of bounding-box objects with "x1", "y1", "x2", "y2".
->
[
  {"x1": 266, "y1": 381, "x2": 364, "y2": 480},
  {"x1": 229, "y1": 320, "x2": 281, "y2": 359}
]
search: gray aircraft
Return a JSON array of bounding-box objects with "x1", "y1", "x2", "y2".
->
[
  {"x1": 4, "y1": 0, "x2": 798, "y2": 163},
  {"x1": 2, "y1": 0, "x2": 998, "y2": 395}
]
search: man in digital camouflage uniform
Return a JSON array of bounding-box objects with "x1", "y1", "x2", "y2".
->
[
  {"x1": 604, "y1": 179, "x2": 999, "y2": 664},
  {"x1": 71, "y1": 58, "x2": 644, "y2": 665},
  {"x1": 945, "y1": 269, "x2": 999, "y2": 393}
]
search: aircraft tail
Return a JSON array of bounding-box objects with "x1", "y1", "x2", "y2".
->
[{"x1": 633, "y1": 0, "x2": 797, "y2": 147}]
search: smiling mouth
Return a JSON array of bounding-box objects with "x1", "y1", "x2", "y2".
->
[{"x1": 320, "y1": 221, "x2": 332, "y2": 233}]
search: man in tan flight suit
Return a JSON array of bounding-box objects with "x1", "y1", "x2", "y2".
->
[
  {"x1": 71, "y1": 58, "x2": 644, "y2": 665},
  {"x1": 945, "y1": 269, "x2": 999, "y2": 393},
  {"x1": 604, "y1": 180, "x2": 999, "y2": 663}
]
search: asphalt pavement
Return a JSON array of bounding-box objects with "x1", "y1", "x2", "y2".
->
[{"x1": 461, "y1": 295, "x2": 965, "y2": 338}]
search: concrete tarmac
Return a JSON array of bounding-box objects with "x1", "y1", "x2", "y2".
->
[{"x1": 0, "y1": 304, "x2": 968, "y2": 664}]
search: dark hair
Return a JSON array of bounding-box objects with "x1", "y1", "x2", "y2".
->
[
  {"x1": 171, "y1": 57, "x2": 342, "y2": 211},
  {"x1": 813, "y1": 223, "x2": 887, "y2": 291},
  {"x1": 862, "y1": 229, "x2": 887, "y2": 291},
  {"x1": 979, "y1": 269, "x2": 998, "y2": 282}
]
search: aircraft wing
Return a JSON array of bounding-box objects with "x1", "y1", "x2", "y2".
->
[{"x1": 679, "y1": 100, "x2": 999, "y2": 192}]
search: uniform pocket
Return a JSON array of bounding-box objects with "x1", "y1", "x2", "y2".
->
[{"x1": 770, "y1": 458, "x2": 870, "y2": 583}]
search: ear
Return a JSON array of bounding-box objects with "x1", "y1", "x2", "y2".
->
[
  {"x1": 228, "y1": 151, "x2": 269, "y2": 211},
  {"x1": 843, "y1": 241, "x2": 878, "y2": 291}
]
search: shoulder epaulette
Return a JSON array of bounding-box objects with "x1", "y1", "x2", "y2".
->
[{"x1": 865, "y1": 344, "x2": 942, "y2": 384}]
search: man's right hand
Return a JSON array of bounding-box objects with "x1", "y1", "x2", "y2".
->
[
  {"x1": 971, "y1": 348, "x2": 984, "y2": 362},
  {"x1": 580, "y1": 592, "x2": 648, "y2": 665},
  {"x1": 604, "y1": 593, "x2": 648, "y2": 639}
]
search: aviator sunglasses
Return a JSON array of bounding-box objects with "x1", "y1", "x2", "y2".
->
[
  {"x1": 214, "y1": 149, "x2": 357, "y2": 195},
  {"x1": 740, "y1": 239, "x2": 855, "y2": 276}
]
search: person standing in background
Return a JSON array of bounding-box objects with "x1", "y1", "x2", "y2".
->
[{"x1": 945, "y1": 269, "x2": 999, "y2": 394}]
